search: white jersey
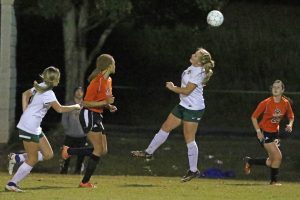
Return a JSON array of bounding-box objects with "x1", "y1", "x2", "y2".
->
[
  {"x1": 17, "y1": 83, "x2": 57, "y2": 135},
  {"x1": 179, "y1": 65, "x2": 206, "y2": 110}
]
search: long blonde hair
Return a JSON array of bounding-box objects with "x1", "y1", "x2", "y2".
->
[
  {"x1": 88, "y1": 54, "x2": 114, "y2": 82},
  {"x1": 197, "y1": 48, "x2": 215, "y2": 85},
  {"x1": 33, "y1": 66, "x2": 60, "y2": 93}
]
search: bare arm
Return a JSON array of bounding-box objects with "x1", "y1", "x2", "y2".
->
[
  {"x1": 22, "y1": 89, "x2": 34, "y2": 112},
  {"x1": 251, "y1": 116, "x2": 264, "y2": 141},
  {"x1": 50, "y1": 101, "x2": 81, "y2": 113},
  {"x1": 165, "y1": 82, "x2": 197, "y2": 95}
]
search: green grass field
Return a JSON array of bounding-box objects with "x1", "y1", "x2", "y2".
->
[
  {"x1": 2, "y1": 132, "x2": 300, "y2": 199},
  {"x1": 1, "y1": 173, "x2": 300, "y2": 200}
]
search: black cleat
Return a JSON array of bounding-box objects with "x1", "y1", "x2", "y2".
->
[
  {"x1": 181, "y1": 170, "x2": 200, "y2": 182},
  {"x1": 131, "y1": 150, "x2": 153, "y2": 160}
]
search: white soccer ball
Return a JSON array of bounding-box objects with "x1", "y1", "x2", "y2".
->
[{"x1": 207, "y1": 10, "x2": 224, "y2": 27}]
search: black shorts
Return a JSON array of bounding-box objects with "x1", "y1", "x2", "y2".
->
[
  {"x1": 262, "y1": 131, "x2": 279, "y2": 143},
  {"x1": 79, "y1": 108, "x2": 104, "y2": 134},
  {"x1": 64, "y1": 135, "x2": 87, "y2": 147}
]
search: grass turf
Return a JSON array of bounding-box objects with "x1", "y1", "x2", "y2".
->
[{"x1": 1, "y1": 173, "x2": 300, "y2": 200}]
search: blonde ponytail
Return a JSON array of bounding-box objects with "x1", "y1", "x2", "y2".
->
[
  {"x1": 197, "y1": 48, "x2": 215, "y2": 85},
  {"x1": 34, "y1": 66, "x2": 60, "y2": 93}
]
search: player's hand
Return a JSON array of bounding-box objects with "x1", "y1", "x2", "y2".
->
[
  {"x1": 285, "y1": 124, "x2": 293, "y2": 133},
  {"x1": 256, "y1": 129, "x2": 264, "y2": 141},
  {"x1": 166, "y1": 82, "x2": 175, "y2": 90},
  {"x1": 106, "y1": 96, "x2": 115, "y2": 104},
  {"x1": 74, "y1": 104, "x2": 81, "y2": 110},
  {"x1": 108, "y1": 105, "x2": 118, "y2": 113}
]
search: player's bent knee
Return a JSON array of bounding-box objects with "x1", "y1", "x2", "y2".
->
[{"x1": 43, "y1": 152, "x2": 54, "y2": 160}]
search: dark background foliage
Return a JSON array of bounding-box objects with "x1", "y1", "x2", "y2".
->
[{"x1": 14, "y1": 1, "x2": 300, "y2": 136}]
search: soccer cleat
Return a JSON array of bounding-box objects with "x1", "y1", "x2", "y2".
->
[
  {"x1": 270, "y1": 181, "x2": 282, "y2": 186},
  {"x1": 79, "y1": 182, "x2": 96, "y2": 188},
  {"x1": 181, "y1": 170, "x2": 200, "y2": 182},
  {"x1": 130, "y1": 150, "x2": 153, "y2": 159},
  {"x1": 61, "y1": 145, "x2": 71, "y2": 160},
  {"x1": 243, "y1": 156, "x2": 252, "y2": 175},
  {"x1": 7, "y1": 153, "x2": 17, "y2": 175},
  {"x1": 5, "y1": 182, "x2": 23, "y2": 192}
]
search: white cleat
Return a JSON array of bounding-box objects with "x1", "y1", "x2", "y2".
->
[
  {"x1": 8, "y1": 153, "x2": 17, "y2": 175},
  {"x1": 5, "y1": 183, "x2": 23, "y2": 192}
]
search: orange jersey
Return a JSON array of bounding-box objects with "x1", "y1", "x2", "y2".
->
[
  {"x1": 252, "y1": 97, "x2": 294, "y2": 133},
  {"x1": 84, "y1": 73, "x2": 112, "y2": 113}
]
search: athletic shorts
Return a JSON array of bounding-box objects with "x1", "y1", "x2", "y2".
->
[
  {"x1": 262, "y1": 131, "x2": 279, "y2": 143},
  {"x1": 171, "y1": 104, "x2": 205, "y2": 123},
  {"x1": 79, "y1": 108, "x2": 104, "y2": 134},
  {"x1": 18, "y1": 129, "x2": 45, "y2": 143},
  {"x1": 64, "y1": 135, "x2": 87, "y2": 147}
]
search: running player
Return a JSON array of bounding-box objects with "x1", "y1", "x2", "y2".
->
[
  {"x1": 5, "y1": 66, "x2": 81, "y2": 192},
  {"x1": 244, "y1": 80, "x2": 294, "y2": 185},
  {"x1": 61, "y1": 54, "x2": 117, "y2": 188}
]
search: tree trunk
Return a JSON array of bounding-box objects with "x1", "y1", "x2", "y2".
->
[
  {"x1": 62, "y1": 1, "x2": 118, "y2": 102},
  {"x1": 62, "y1": 2, "x2": 88, "y2": 102}
]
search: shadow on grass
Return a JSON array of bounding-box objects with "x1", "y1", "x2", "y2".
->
[
  {"x1": 23, "y1": 185, "x2": 75, "y2": 190},
  {"x1": 119, "y1": 184, "x2": 161, "y2": 188}
]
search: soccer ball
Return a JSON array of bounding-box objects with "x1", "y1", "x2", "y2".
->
[{"x1": 207, "y1": 10, "x2": 224, "y2": 27}]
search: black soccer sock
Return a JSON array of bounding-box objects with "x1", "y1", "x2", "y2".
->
[
  {"x1": 270, "y1": 167, "x2": 279, "y2": 183},
  {"x1": 81, "y1": 154, "x2": 100, "y2": 183},
  {"x1": 74, "y1": 155, "x2": 85, "y2": 174},
  {"x1": 67, "y1": 147, "x2": 94, "y2": 156},
  {"x1": 60, "y1": 158, "x2": 71, "y2": 174},
  {"x1": 248, "y1": 158, "x2": 267, "y2": 166}
]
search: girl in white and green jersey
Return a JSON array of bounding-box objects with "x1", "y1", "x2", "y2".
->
[
  {"x1": 132, "y1": 48, "x2": 215, "y2": 182},
  {"x1": 5, "y1": 66, "x2": 81, "y2": 192}
]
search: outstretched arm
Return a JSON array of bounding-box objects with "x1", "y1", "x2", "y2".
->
[
  {"x1": 50, "y1": 101, "x2": 81, "y2": 113},
  {"x1": 165, "y1": 82, "x2": 197, "y2": 95}
]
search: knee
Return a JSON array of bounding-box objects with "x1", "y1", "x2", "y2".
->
[
  {"x1": 270, "y1": 154, "x2": 282, "y2": 165},
  {"x1": 161, "y1": 124, "x2": 172, "y2": 133},
  {"x1": 43, "y1": 152, "x2": 54, "y2": 160},
  {"x1": 27, "y1": 157, "x2": 38, "y2": 166},
  {"x1": 101, "y1": 148, "x2": 108, "y2": 156}
]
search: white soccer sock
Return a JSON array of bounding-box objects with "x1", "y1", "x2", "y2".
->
[
  {"x1": 187, "y1": 141, "x2": 199, "y2": 172},
  {"x1": 10, "y1": 162, "x2": 33, "y2": 184},
  {"x1": 145, "y1": 129, "x2": 169, "y2": 154},
  {"x1": 17, "y1": 151, "x2": 43, "y2": 162}
]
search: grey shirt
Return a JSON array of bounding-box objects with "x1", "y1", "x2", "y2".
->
[{"x1": 61, "y1": 101, "x2": 85, "y2": 138}]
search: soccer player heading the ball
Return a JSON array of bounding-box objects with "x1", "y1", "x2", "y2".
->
[
  {"x1": 244, "y1": 80, "x2": 294, "y2": 185},
  {"x1": 131, "y1": 48, "x2": 215, "y2": 182}
]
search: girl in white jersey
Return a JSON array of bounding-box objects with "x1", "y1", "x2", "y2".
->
[
  {"x1": 131, "y1": 48, "x2": 214, "y2": 182},
  {"x1": 5, "y1": 66, "x2": 81, "y2": 192}
]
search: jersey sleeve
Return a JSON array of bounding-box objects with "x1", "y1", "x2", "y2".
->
[
  {"x1": 252, "y1": 100, "x2": 267, "y2": 118},
  {"x1": 286, "y1": 102, "x2": 295, "y2": 119},
  {"x1": 43, "y1": 90, "x2": 57, "y2": 103},
  {"x1": 84, "y1": 79, "x2": 99, "y2": 101},
  {"x1": 189, "y1": 69, "x2": 204, "y2": 86}
]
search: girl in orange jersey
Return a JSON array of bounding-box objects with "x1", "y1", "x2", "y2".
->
[
  {"x1": 61, "y1": 54, "x2": 117, "y2": 188},
  {"x1": 244, "y1": 80, "x2": 294, "y2": 185}
]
